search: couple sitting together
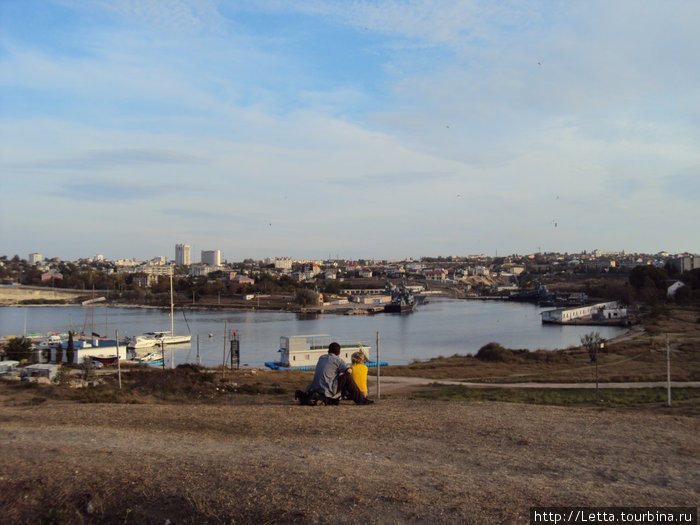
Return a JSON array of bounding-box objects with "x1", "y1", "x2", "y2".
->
[{"x1": 295, "y1": 342, "x2": 374, "y2": 405}]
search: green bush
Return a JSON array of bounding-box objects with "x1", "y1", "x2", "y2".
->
[
  {"x1": 475, "y1": 342, "x2": 514, "y2": 362},
  {"x1": 5, "y1": 337, "x2": 33, "y2": 362}
]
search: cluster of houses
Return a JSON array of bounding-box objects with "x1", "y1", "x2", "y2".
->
[{"x1": 7, "y1": 250, "x2": 698, "y2": 291}]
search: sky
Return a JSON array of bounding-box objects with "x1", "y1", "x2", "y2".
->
[{"x1": 1, "y1": 0, "x2": 698, "y2": 263}]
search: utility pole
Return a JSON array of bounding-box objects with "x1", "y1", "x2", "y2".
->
[
  {"x1": 196, "y1": 334, "x2": 200, "y2": 366},
  {"x1": 666, "y1": 334, "x2": 672, "y2": 407},
  {"x1": 595, "y1": 343, "x2": 599, "y2": 401},
  {"x1": 376, "y1": 331, "x2": 381, "y2": 400},
  {"x1": 115, "y1": 330, "x2": 122, "y2": 389},
  {"x1": 222, "y1": 320, "x2": 227, "y2": 380}
]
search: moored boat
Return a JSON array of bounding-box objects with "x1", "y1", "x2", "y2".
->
[
  {"x1": 126, "y1": 270, "x2": 191, "y2": 349},
  {"x1": 265, "y1": 334, "x2": 388, "y2": 370},
  {"x1": 126, "y1": 333, "x2": 158, "y2": 349},
  {"x1": 137, "y1": 351, "x2": 164, "y2": 365},
  {"x1": 91, "y1": 355, "x2": 118, "y2": 365},
  {"x1": 384, "y1": 282, "x2": 415, "y2": 313},
  {"x1": 155, "y1": 331, "x2": 192, "y2": 346}
]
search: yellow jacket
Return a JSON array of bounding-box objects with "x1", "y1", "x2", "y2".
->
[{"x1": 351, "y1": 363, "x2": 368, "y2": 394}]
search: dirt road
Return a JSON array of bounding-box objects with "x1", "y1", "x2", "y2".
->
[
  {"x1": 373, "y1": 376, "x2": 700, "y2": 394},
  {"x1": 1, "y1": 397, "x2": 698, "y2": 524}
]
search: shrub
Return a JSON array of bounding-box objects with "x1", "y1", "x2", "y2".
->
[
  {"x1": 80, "y1": 359, "x2": 95, "y2": 381},
  {"x1": 5, "y1": 337, "x2": 33, "y2": 362},
  {"x1": 54, "y1": 365, "x2": 72, "y2": 385},
  {"x1": 476, "y1": 342, "x2": 514, "y2": 362}
]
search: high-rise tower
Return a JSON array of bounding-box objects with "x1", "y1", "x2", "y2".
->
[
  {"x1": 201, "y1": 250, "x2": 221, "y2": 267},
  {"x1": 175, "y1": 244, "x2": 191, "y2": 265}
]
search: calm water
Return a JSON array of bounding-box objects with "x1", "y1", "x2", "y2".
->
[{"x1": 0, "y1": 300, "x2": 627, "y2": 368}]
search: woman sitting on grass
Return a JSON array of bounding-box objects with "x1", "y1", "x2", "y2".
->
[{"x1": 351, "y1": 350, "x2": 369, "y2": 399}]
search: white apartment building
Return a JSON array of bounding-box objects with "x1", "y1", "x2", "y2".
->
[
  {"x1": 114, "y1": 259, "x2": 140, "y2": 268},
  {"x1": 175, "y1": 244, "x2": 191, "y2": 265},
  {"x1": 189, "y1": 264, "x2": 213, "y2": 277},
  {"x1": 274, "y1": 257, "x2": 293, "y2": 270},
  {"x1": 29, "y1": 253, "x2": 42, "y2": 265},
  {"x1": 136, "y1": 263, "x2": 173, "y2": 276},
  {"x1": 201, "y1": 250, "x2": 221, "y2": 267}
]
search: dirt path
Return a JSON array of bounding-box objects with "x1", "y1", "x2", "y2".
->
[
  {"x1": 372, "y1": 376, "x2": 700, "y2": 394},
  {"x1": 1, "y1": 397, "x2": 698, "y2": 524}
]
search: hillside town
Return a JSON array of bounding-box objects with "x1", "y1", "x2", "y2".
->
[{"x1": 1, "y1": 248, "x2": 698, "y2": 309}]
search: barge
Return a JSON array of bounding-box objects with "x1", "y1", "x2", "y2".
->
[{"x1": 265, "y1": 334, "x2": 388, "y2": 370}]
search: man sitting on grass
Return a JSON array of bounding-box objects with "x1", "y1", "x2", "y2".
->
[{"x1": 296, "y1": 342, "x2": 373, "y2": 405}]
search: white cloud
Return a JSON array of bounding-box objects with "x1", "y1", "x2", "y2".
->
[{"x1": 1, "y1": 0, "x2": 698, "y2": 259}]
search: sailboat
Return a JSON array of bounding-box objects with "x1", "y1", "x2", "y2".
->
[
  {"x1": 126, "y1": 269, "x2": 191, "y2": 349},
  {"x1": 155, "y1": 270, "x2": 191, "y2": 346}
]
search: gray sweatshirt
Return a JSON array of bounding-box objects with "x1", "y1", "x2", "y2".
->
[{"x1": 306, "y1": 353, "x2": 350, "y2": 398}]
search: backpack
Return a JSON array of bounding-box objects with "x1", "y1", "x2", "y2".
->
[{"x1": 295, "y1": 389, "x2": 340, "y2": 406}]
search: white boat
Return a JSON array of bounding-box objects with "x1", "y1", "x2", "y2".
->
[
  {"x1": 126, "y1": 270, "x2": 191, "y2": 348},
  {"x1": 126, "y1": 333, "x2": 158, "y2": 349},
  {"x1": 265, "y1": 334, "x2": 385, "y2": 370},
  {"x1": 138, "y1": 351, "x2": 163, "y2": 363},
  {"x1": 154, "y1": 331, "x2": 191, "y2": 346},
  {"x1": 126, "y1": 330, "x2": 191, "y2": 349}
]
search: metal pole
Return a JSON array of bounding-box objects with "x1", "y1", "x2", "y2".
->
[
  {"x1": 161, "y1": 341, "x2": 166, "y2": 371},
  {"x1": 666, "y1": 334, "x2": 672, "y2": 407},
  {"x1": 595, "y1": 344, "x2": 599, "y2": 402},
  {"x1": 222, "y1": 320, "x2": 227, "y2": 380},
  {"x1": 115, "y1": 329, "x2": 122, "y2": 390},
  {"x1": 196, "y1": 334, "x2": 200, "y2": 366},
  {"x1": 376, "y1": 331, "x2": 381, "y2": 400}
]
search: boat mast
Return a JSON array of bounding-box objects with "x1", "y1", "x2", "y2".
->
[{"x1": 170, "y1": 268, "x2": 174, "y2": 336}]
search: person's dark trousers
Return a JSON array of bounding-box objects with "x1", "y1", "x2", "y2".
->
[{"x1": 337, "y1": 372, "x2": 371, "y2": 404}]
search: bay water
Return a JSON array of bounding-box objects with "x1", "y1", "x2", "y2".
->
[{"x1": 0, "y1": 300, "x2": 627, "y2": 368}]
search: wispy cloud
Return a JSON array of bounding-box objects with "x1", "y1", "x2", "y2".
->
[
  {"x1": 11, "y1": 148, "x2": 203, "y2": 172},
  {"x1": 60, "y1": 181, "x2": 187, "y2": 202},
  {"x1": 662, "y1": 170, "x2": 700, "y2": 201},
  {"x1": 1, "y1": 0, "x2": 698, "y2": 259},
  {"x1": 162, "y1": 208, "x2": 233, "y2": 221},
  {"x1": 329, "y1": 170, "x2": 455, "y2": 187},
  {"x1": 55, "y1": 0, "x2": 226, "y2": 35}
]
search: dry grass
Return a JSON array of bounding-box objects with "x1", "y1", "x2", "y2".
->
[
  {"x1": 1, "y1": 395, "x2": 698, "y2": 524},
  {"x1": 0, "y1": 305, "x2": 698, "y2": 524},
  {"x1": 383, "y1": 306, "x2": 700, "y2": 383}
]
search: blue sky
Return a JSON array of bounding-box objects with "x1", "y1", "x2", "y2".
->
[{"x1": 1, "y1": 0, "x2": 698, "y2": 262}]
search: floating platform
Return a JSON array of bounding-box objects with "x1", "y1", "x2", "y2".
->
[{"x1": 264, "y1": 359, "x2": 388, "y2": 371}]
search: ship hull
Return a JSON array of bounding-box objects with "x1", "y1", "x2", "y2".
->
[{"x1": 384, "y1": 303, "x2": 415, "y2": 313}]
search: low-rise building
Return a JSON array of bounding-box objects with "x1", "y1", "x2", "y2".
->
[
  {"x1": 425, "y1": 269, "x2": 448, "y2": 281},
  {"x1": 230, "y1": 274, "x2": 255, "y2": 285},
  {"x1": 541, "y1": 301, "x2": 624, "y2": 324},
  {"x1": 20, "y1": 363, "x2": 60, "y2": 381},
  {"x1": 41, "y1": 271, "x2": 63, "y2": 282}
]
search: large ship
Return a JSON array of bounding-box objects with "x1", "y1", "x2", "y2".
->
[{"x1": 384, "y1": 282, "x2": 415, "y2": 313}]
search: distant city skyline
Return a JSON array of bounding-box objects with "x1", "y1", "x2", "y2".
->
[
  {"x1": 7, "y1": 247, "x2": 697, "y2": 265},
  {"x1": 1, "y1": 1, "x2": 698, "y2": 261}
]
